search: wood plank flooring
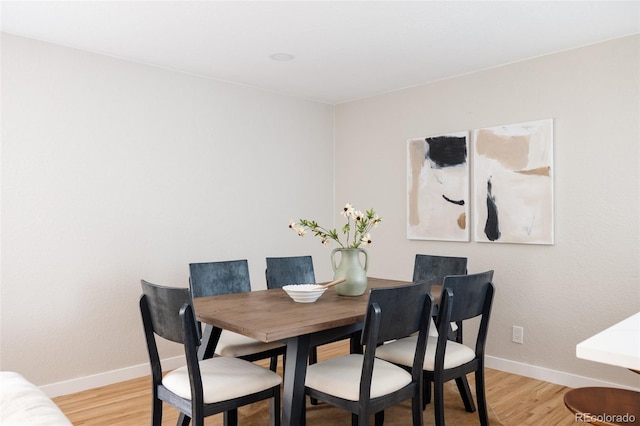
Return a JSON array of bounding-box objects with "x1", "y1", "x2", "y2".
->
[{"x1": 53, "y1": 341, "x2": 577, "y2": 425}]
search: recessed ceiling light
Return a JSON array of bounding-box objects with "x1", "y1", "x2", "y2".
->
[{"x1": 270, "y1": 53, "x2": 295, "y2": 61}]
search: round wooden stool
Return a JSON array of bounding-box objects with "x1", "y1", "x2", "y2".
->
[{"x1": 564, "y1": 387, "x2": 640, "y2": 425}]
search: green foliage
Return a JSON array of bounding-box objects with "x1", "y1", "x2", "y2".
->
[{"x1": 289, "y1": 203, "x2": 382, "y2": 248}]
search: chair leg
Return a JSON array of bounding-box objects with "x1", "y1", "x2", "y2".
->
[
  {"x1": 270, "y1": 390, "x2": 281, "y2": 426},
  {"x1": 350, "y1": 332, "x2": 363, "y2": 354},
  {"x1": 351, "y1": 413, "x2": 358, "y2": 426},
  {"x1": 309, "y1": 346, "x2": 318, "y2": 365},
  {"x1": 151, "y1": 396, "x2": 163, "y2": 426},
  {"x1": 475, "y1": 369, "x2": 489, "y2": 426},
  {"x1": 375, "y1": 410, "x2": 385, "y2": 426},
  {"x1": 412, "y1": 393, "x2": 423, "y2": 426},
  {"x1": 309, "y1": 347, "x2": 319, "y2": 405},
  {"x1": 270, "y1": 355, "x2": 278, "y2": 372},
  {"x1": 433, "y1": 377, "x2": 445, "y2": 426},
  {"x1": 358, "y1": 413, "x2": 369, "y2": 426},
  {"x1": 177, "y1": 413, "x2": 191, "y2": 426},
  {"x1": 455, "y1": 375, "x2": 476, "y2": 412},
  {"x1": 422, "y1": 376, "x2": 432, "y2": 409},
  {"x1": 223, "y1": 408, "x2": 238, "y2": 426}
]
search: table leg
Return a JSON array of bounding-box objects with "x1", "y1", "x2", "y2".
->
[
  {"x1": 282, "y1": 334, "x2": 311, "y2": 426},
  {"x1": 198, "y1": 324, "x2": 221, "y2": 360}
]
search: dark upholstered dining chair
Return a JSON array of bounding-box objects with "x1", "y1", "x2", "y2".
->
[
  {"x1": 413, "y1": 253, "x2": 468, "y2": 334},
  {"x1": 376, "y1": 270, "x2": 495, "y2": 426},
  {"x1": 265, "y1": 256, "x2": 318, "y2": 362},
  {"x1": 139, "y1": 280, "x2": 282, "y2": 426},
  {"x1": 265, "y1": 256, "x2": 361, "y2": 384},
  {"x1": 189, "y1": 260, "x2": 285, "y2": 371},
  {"x1": 265, "y1": 255, "x2": 316, "y2": 289},
  {"x1": 412, "y1": 254, "x2": 468, "y2": 288},
  {"x1": 303, "y1": 282, "x2": 433, "y2": 426},
  {"x1": 268, "y1": 254, "x2": 356, "y2": 406},
  {"x1": 413, "y1": 254, "x2": 470, "y2": 406},
  {"x1": 413, "y1": 254, "x2": 468, "y2": 338}
]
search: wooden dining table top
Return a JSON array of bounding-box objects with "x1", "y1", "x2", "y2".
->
[{"x1": 193, "y1": 277, "x2": 442, "y2": 343}]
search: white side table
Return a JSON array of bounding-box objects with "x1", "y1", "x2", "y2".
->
[
  {"x1": 564, "y1": 313, "x2": 640, "y2": 425},
  {"x1": 577, "y1": 312, "x2": 640, "y2": 372}
]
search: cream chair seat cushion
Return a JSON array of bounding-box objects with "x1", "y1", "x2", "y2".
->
[
  {"x1": 376, "y1": 335, "x2": 475, "y2": 371},
  {"x1": 162, "y1": 356, "x2": 282, "y2": 404},
  {"x1": 215, "y1": 330, "x2": 285, "y2": 357},
  {"x1": 304, "y1": 354, "x2": 412, "y2": 401},
  {"x1": 427, "y1": 318, "x2": 458, "y2": 337}
]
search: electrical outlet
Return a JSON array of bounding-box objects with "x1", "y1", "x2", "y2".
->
[{"x1": 512, "y1": 326, "x2": 524, "y2": 344}]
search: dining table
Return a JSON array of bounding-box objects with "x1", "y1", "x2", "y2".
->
[{"x1": 192, "y1": 277, "x2": 441, "y2": 426}]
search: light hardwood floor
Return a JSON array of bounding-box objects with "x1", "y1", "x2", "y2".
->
[{"x1": 53, "y1": 341, "x2": 577, "y2": 425}]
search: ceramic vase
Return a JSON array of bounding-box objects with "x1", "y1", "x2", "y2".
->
[{"x1": 330, "y1": 247, "x2": 369, "y2": 296}]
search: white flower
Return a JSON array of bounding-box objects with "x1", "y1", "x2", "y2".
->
[
  {"x1": 341, "y1": 203, "x2": 354, "y2": 217},
  {"x1": 290, "y1": 203, "x2": 381, "y2": 249}
]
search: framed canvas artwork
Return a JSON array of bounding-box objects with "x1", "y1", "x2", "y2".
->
[
  {"x1": 407, "y1": 131, "x2": 470, "y2": 241},
  {"x1": 473, "y1": 119, "x2": 554, "y2": 244}
]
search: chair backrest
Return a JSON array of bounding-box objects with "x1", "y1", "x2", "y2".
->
[
  {"x1": 189, "y1": 259, "x2": 251, "y2": 298},
  {"x1": 140, "y1": 280, "x2": 203, "y2": 402},
  {"x1": 140, "y1": 279, "x2": 192, "y2": 344},
  {"x1": 364, "y1": 282, "x2": 433, "y2": 345},
  {"x1": 436, "y1": 270, "x2": 495, "y2": 354},
  {"x1": 360, "y1": 283, "x2": 433, "y2": 395},
  {"x1": 265, "y1": 256, "x2": 315, "y2": 289},
  {"x1": 412, "y1": 254, "x2": 468, "y2": 285}
]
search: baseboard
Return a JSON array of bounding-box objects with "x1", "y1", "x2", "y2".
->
[
  {"x1": 42, "y1": 354, "x2": 638, "y2": 398},
  {"x1": 40, "y1": 356, "x2": 185, "y2": 398},
  {"x1": 486, "y1": 355, "x2": 640, "y2": 392}
]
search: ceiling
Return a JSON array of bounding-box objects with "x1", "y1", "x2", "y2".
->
[{"x1": 1, "y1": 1, "x2": 638, "y2": 104}]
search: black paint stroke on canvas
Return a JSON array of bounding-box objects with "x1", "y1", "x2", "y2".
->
[
  {"x1": 484, "y1": 178, "x2": 500, "y2": 241},
  {"x1": 442, "y1": 195, "x2": 465, "y2": 206},
  {"x1": 425, "y1": 136, "x2": 467, "y2": 168}
]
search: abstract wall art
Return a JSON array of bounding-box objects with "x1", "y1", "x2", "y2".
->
[
  {"x1": 407, "y1": 131, "x2": 470, "y2": 241},
  {"x1": 473, "y1": 119, "x2": 554, "y2": 244}
]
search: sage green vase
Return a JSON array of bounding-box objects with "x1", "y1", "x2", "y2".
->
[{"x1": 330, "y1": 248, "x2": 369, "y2": 296}]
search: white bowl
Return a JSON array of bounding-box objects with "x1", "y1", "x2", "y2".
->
[{"x1": 282, "y1": 284, "x2": 326, "y2": 303}]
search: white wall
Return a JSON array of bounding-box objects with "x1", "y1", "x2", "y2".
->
[
  {"x1": 2, "y1": 32, "x2": 638, "y2": 395},
  {"x1": 0, "y1": 34, "x2": 335, "y2": 389},
  {"x1": 335, "y1": 35, "x2": 640, "y2": 390}
]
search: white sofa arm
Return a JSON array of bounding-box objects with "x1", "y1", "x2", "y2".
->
[{"x1": 0, "y1": 371, "x2": 72, "y2": 425}]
